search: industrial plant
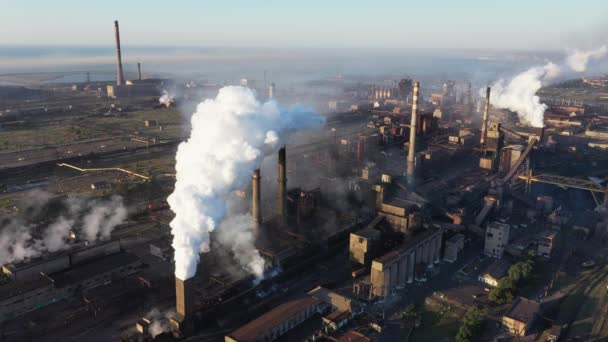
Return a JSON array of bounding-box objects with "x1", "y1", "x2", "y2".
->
[{"x1": 1, "y1": 8, "x2": 608, "y2": 342}]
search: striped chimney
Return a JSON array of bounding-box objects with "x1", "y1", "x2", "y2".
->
[{"x1": 407, "y1": 81, "x2": 420, "y2": 165}]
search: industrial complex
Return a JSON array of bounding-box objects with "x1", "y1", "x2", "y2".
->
[{"x1": 1, "y1": 15, "x2": 608, "y2": 342}]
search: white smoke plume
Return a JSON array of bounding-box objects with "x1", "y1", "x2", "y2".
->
[
  {"x1": 168, "y1": 86, "x2": 324, "y2": 280},
  {"x1": 0, "y1": 193, "x2": 129, "y2": 266},
  {"x1": 217, "y1": 214, "x2": 265, "y2": 282},
  {"x1": 486, "y1": 46, "x2": 608, "y2": 127},
  {"x1": 81, "y1": 196, "x2": 128, "y2": 242},
  {"x1": 567, "y1": 45, "x2": 607, "y2": 72},
  {"x1": 488, "y1": 62, "x2": 560, "y2": 127},
  {"x1": 159, "y1": 91, "x2": 175, "y2": 107},
  {"x1": 145, "y1": 308, "x2": 174, "y2": 338}
]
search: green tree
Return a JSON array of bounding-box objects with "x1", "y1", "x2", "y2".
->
[{"x1": 455, "y1": 308, "x2": 484, "y2": 342}]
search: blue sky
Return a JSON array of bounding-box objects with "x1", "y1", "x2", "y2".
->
[{"x1": 2, "y1": 0, "x2": 607, "y2": 50}]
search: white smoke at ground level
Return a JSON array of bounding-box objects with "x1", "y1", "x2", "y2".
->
[
  {"x1": 145, "y1": 308, "x2": 174, "y2": 338},
  {"x1": 168, "y1": 86, "x2": 324, "y2": 280},
  {"x1": 0, "y1": 194, "x2": 129, "y2": 266}
]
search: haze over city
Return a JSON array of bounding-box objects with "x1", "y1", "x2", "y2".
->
[{"x1": 0, "y1": 1, "x2": 608, "y2": 342}]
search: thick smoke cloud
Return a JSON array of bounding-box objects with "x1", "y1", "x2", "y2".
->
[
  {"x1": 488, "y1": 63, "x2": 560, "y2": 127},
  {"x1": 567, "y1": 45, "x2": 607, "y2": 72},
  {"x1": 486, "y1": 46, "x2": 608, "y2": 127},
  {"x1": 0, "y1": 193, "x2": 128, "y2": 266},
  {"x1": 168, "y1": 86, "x2": 324, "y2": 280},
  {"x1": 216, "y1": 214, "x2": 265, "y2": 282}
]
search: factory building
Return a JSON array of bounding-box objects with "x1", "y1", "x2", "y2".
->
[
  {"x1": 478, "y1": 259, "x2": 511, "y2": 287},
  {"x1": 443, "y1": 234, "x2": 464, "y2": 263},
  {"x1": 349, "y1": 227, "x2": 381, "y2": 266},
  {"x1": 370, "y1": 227, "x2": 443, "y2": 297},
  {"x1": 374, "y1": 177, "x2": 423, "y2": 233},
  {"x1": 484, "y1": 222, "x2": 510, "y2": 259},
  {"x1": 0, "y1": 246, "x2": 140, "y2": 323},
  {"x1": 502, "y1": 297, "x2": 541, "y2": 336},
  {"x1": 225, "y1": 295, "x2": 321, "y2": 342},
  {"x1": 537, "y1": 231, "x2": 558, "y2": 258}
]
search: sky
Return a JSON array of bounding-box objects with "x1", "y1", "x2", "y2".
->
[{"x1": 2, "y1": 0, "x2": 608, "y2": 50}]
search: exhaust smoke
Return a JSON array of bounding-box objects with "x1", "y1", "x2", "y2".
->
[
  {"x1": 168, "y1": 86, "x2": 324, "y2": 281},
  {"x1": 0, "y1": 194, "x2": 128, "y2": 266},
  {"x1": 485, "y1": 46, "x2": 608, "y2": 127}
]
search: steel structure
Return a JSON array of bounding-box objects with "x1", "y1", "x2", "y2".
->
[{"x1": 516, "y1": 173, "x2": 608, "y2": 207}]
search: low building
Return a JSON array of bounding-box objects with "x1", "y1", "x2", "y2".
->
[
  {"x1": 150, "y1": 239, "x2": 173, "y2": 261},
  {"x1": 225, "y1": 295, "x2": 321, "y2": 342},
  {"x1": 478, "y1": 259, "x2": 511, "y2": 287},
  {"x1": 537, "y1": 231, "x2": 558, "y2": 258},
  {"x1": 444, "y1": 234, "x2": 464, "y2": 262},
  {"x1": 308, "y1": 286, "x2": 363, "y2": 314},
  {"x1": 484, "y1": 222, "x2": 510, "y2": 259},
  {"x1": 337, "y1": 330, "x2": 371, "y2": 342},
  {"x1": 0, "y1": 274, "x2": 55, "y2": 322},
  {"x1": 349, "y1": 228, "x2": 381, "y2": 265},
  {"x1": 144, "y1": 119, "x2": 159, "y2": 127},
  {"x1": 502, "y1": 297, "x2": 540, "y2": 336},
  {"x1": 0, "y1": 251, "x2": 140, "y2": 323},
  {"x1": 322, "y1": 310, "x2": 350, "y2": 332}
]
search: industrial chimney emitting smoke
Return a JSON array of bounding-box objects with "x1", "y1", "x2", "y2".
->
[
  {"x1": 407, "y1": 81, "x2": 420, "y2": 167},
  {"x1": 175, "y1": 277, "x2": 194, "y2": 318},
  {"x1": 114, "y1": 20, "x2": 125, "y2": 86},
  {"x1": 480, "y1": 87, "x2": 491, "y2": 145},
  {"x1": 252, "y1": 169, "x2": 261, "y2": 224},
  {"x1": 277, "y1": 147, "x2": 287, "y2": 226},
  {"x1": 137, "y1": 62, "x2": 142, "y2": 81}
]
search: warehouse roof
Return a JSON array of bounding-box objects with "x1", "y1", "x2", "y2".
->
[{"x1": 227, "y1": 295, "x2": 320, "y2": 342}]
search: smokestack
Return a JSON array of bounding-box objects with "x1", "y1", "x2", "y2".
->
[
  {"x1": 481, "y1": 87, "x2": 491, "y2": 145},
  {"x1": 407, "y1": 81, "x2": 420, "y2": 166},
  {"x1": 175, "y1": 277, "x2": 193, "y2": 318},
  {"x1": 269, "y1": 82, "x2": 276, "y2": 100},
  {"x1": 137, "y1": 62, "x2": 142, "y2": 81},
  {"x1": 252, "y1": 169, "x2": 261, "y2": 224},
  {"x1": 114, "y1": 20, "x2": 125, "y2": 86},
  {"x1": 277, "y1": 147, "x2": 287, "y2": 226}
]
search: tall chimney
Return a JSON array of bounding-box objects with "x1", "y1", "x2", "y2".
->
[
  {"x1": 137, "y1": 62, "x2": 142, "y2": 81},
  {"x1": 175, "y1": 277, "x2": 193, "y2": 318},
  {"x1": 407, "y1": 81, "x2": 420, "y2": 166},
  {"x1": 114, "y1": 20, "x2": 125, "y2": 86},
  {"x1": 252, "y1": 169, "x2": 261, "y2": 224},
  {"x1": 480, "y1": 87, "x2": 491, "y2": 145},
  {"x1": 269, "y1": 82, "x2": 276, "y2": 100},
  {"x1": 277, "y1": 147, "x2": 287, "y2": 226}
]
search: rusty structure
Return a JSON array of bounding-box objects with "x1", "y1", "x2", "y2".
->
[
  {"x1": 480, "y1": 87, "x2": 491, "y2": 145},
  {"x1": 114, "y1": 20, "x2": 125, "y2": 86},
  {"x1": 252, "y1": 169, "x2": 261, "y2": 225}
]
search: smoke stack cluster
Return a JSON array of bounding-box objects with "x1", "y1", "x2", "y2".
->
[
  {"x1": 252, "y1": 169, "x2": 261, "y2": 225},
  {"x1": 137, "y1": 62, "x2": 142, "y2": 81},
  {"x1": 407, "y1": 81, "x2": 420, "y2": 166},
  {"x1": 114, "y1": 20, "x2": 125, "y2": 86},
  {"x1": 277, "y1": 147, "x2": 287, "y2": 226},
  {"x1": 481, "y1": 87, "x2": 490, "y2": 145}
]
